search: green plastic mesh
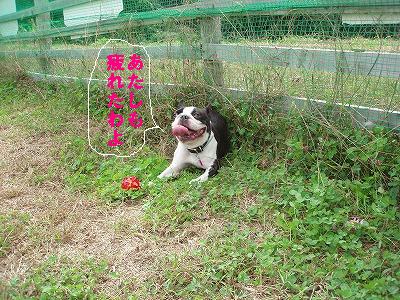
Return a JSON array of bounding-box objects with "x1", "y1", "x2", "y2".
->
[{"x1": 1, "y1": 1, "x2": 398, "y2": 38}]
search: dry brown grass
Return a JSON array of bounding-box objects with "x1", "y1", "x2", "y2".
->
[{"x1": 0, "y1": 111, "x2": 220, "y2": 297}]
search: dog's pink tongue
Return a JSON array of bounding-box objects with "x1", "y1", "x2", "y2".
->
[{"x1": 172, "y1": 125, "x2": 190, "y2": 136}]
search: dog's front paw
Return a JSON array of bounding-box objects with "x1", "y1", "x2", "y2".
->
[
  {"x1": 158, "y1": 173, "x2": 172, "y2": 180},
  {"x1": 157, "y1": 173, "x2": 167, "y2": 179},
  {"x1": 158, "y1": 167, "x2": 174, "y2": 179},
  {"x1": 189, "y1": 175, "x2": 208, "y2": 184}
]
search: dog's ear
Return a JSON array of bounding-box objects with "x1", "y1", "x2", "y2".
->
[
  {"x1": 176, "y1": 101, "x2": 185, "y2": 110},
  {"x1": 205, "y1": 103, "x2": 213, "y2": 115}
]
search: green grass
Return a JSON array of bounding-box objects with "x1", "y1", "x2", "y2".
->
[
  {"x1": 137, "y1": 136, "x2": 400, "y2": 299},
  {"x1": 60, "y1": 136, "x2": 168, "y2": 202},
  {"x1": 0, "y1": 212, "x2": 30, "y2": 258},
  {"x1": 0, "y1": 70, "x2": 399, "y2": 299},
  {"x1": 5, "y1": 256, "x2": 114, "y2": 299}
]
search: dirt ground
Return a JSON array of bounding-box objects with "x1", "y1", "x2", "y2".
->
[{"x1": 0, "y1": 121, "x2": 217, "y2": 296}]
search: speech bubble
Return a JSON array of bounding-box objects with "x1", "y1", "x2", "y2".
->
[{"x1": 87, "y1": 38, "x2": 162, "y2": 158}]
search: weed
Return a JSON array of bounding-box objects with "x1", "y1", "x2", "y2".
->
[
  {"x1": 5, "y1": 256, "x2": 114, "y2": 299},
  {"x1": 0, "y1": 212, "x2": 30, "y2": 258}
]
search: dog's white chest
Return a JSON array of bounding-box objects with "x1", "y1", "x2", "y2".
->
[
  {"x1": 189, "y1": 152, "x2": 215, "y2": 169},
  {"x1": 174, "y1": 137, "x2": 217, "y2": 170}
]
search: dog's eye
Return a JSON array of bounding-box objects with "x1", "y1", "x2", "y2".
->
[{"x1": 193, "y1": 112, "x2": 200, "y2": 118}]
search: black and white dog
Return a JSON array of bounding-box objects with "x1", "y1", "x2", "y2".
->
[{"x1": 158, "y1": 103, "x2": 229, "y2": 183}]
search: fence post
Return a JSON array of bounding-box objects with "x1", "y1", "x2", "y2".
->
[
  {"x1": 200, "y1": 16, "x2": 224, "y2": 87},
  {"x1": 34, "y1": 0, "x2": 52, "y2": 73}
]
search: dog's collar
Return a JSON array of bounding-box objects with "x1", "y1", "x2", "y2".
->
[{"x1": 187, "y1": 131, "x2": 213, "y2": 154}]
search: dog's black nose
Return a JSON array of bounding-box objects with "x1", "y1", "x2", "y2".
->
[{"x1": 180, "y1": 115, "x2": 189, "y2": 120}]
